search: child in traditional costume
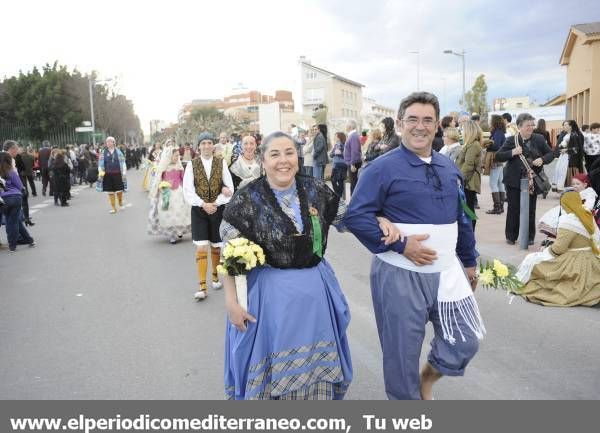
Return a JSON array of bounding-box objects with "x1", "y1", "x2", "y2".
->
[{"x1": 147, "y1": 143, "x2": 191, "y2": 243}]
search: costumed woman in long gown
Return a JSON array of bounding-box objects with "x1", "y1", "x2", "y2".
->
[
  {"x1": 142, "y1": 141, "x2": 162, "y2": 191},
  {"x1": 228, "y1": 135, "x2": 261, "y2": 189},
  {"x1": 517, "y1": 190, "x2": 600, "y2": 307},
  {"x1": 220, "y1": 131, "x2": 399, "y2": 400},
  {"x1": 147, "y1": 141, "x2": 191, "y2": 243},
  {"x1": 538, "y1": 173, "x2": 597, "y2": 238}
]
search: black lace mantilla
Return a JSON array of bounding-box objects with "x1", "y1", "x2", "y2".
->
[{"x1": 223, "y1": 175, "x2": 340, "y2": 269}]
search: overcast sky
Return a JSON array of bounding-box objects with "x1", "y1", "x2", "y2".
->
[{"x1": 3, "y1": 0, "x2": 599, "y2": 133}]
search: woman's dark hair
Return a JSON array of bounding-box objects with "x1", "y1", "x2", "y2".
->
[
  {"x1": 567, "y1": 120, "x2": 582, "y2": 136},
  {"x1": 316, "y1": 124, "x2": 329, "y2": 148},
  {"x1": 441, "y1": 116, "x2": 454, "y2": 129},
  {"x1": 259, "y1": 131, "x2": 295, "y2": 159},
  {"x1": 335, "y1": 132, "x2": 346, "y2": 144},
  {"x1": 490, "y1": 115, "x2": 506, "y2": 133},
  {"x1": 381, "y1": 117, "x2": 396, "y2": 138},
  {"x1": 0, "y1": 151, "x2": 14, "y2": 178},
  {"x1": 536, "y1": 118, "x2": 547, "y2": 133}
]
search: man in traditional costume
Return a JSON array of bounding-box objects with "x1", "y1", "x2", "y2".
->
[
  {"x1": 97, "y1": 137, "x2": 127, "y2": 214},
  {"x1": 183, "y1": 132, "x2": 234, "y2": 300},
  {"x1": 345, "y1": 92, "x2": 485, "y2": 400}
]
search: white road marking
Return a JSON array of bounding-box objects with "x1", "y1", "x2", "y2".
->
[
  {"x1": 31, "y1": 204, "x2": 49, "y2": 209},
  {"x1": 30, "y1": 209, "x2": 39, "y2": 214}
]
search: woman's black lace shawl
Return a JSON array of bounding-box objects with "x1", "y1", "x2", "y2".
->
[{"x1": 223, "y1": 175, "x2": 340, "y2": 269}]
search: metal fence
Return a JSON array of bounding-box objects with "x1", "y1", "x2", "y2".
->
[{"x1": 0, "y1": 121, "x2": 78, "y2": 149}]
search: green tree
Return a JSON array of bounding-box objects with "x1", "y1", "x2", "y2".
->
[
  {"x1": 464, "y1": 74, "x2": 489, "y2": 125},
  {"x1": 160, "y1": 105, "x2": 251, "y2": 145},
  {"x1": 0, "y1": 62, "x2": 141, "y2": 144}
]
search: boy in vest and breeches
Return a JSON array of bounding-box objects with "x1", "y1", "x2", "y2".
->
[{"x1": 183, "y1": 132, "x2": 234, "y2": 300}]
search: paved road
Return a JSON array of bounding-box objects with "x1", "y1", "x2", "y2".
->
[{"x1": 1, "y1": 170, "x2": 598, "y2": 399}]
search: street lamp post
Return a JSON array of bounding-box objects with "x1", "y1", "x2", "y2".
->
[
  {"x1": 88, "y1": 77, "x2": 113, "y2": 147},
  {"x1": 409, "y1": 51, "x2": 420, "y2": 91},
  {"x1": 443, "y1": 49, "x2": 466, "y2": 110},
  {"x1": 88, "y1": 78, "x2": 96, "y2": 147}
]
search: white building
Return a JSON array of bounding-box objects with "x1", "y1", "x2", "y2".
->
[
  {"x1": 298, "y1": 57, "x2": 365, "y2": 134},
  {"x1": 362, "y1": 97, "x2": 396, "y2": 130},
  {"x1": 492, "y1": 96, "x2": 538, "y2": 112}
]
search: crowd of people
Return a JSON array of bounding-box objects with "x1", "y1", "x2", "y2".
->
[
  {"x1": 2, "y1": 89, "x2": 600, "y2": 401},
  {"x1": 0, "y1": 138, "x2": 146, "y2": 251}
]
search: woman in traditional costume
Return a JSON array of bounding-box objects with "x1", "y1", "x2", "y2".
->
[
  {"x1": 147, "y1": 141, "x2": 191, "y2": 243},
  {"x1": 220, "y1": 131, "x2": 399, "y2": 400},
  {"x1": 142, "y1": 142, "x2": 162, "y2": 191},
  {"x1": 97, "y1": 137, "x2": 127, "y2": 214},
  {"x1": 538, "y1": 173, "x2": 597, "y2": 238},
  {"x1": 517, "y1": 190, "x2": 600, "y2": 306},
  {"x1": 228, "y1": 135, "x2": 261, "y2": 189}
]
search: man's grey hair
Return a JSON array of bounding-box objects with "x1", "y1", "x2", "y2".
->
[
  {"x1": 516, "y1": 113, "x2": 535, "y2": 127},
  {"x1": 397, "y1": 92, "x2": 440, "y2": 121},
  {"x1": 259, "y1": 131, "x2": 294, "y2": 160},
  {"x1": 346, "y1": 119, "x2": 357, "y2": 130},
  {"x1": 106, "y1": 136, "x2": 116, "y2": 144}
]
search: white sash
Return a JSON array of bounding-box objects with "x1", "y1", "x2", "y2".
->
[
  {"x1": 376, "y1": 223, "x2": 457, "y2": 273},
  {"x1": 377, "y1": 223, "x2": 485, "y2": 344}
]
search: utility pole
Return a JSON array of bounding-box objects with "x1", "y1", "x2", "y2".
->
[
  {"x1": 443, "y1": 49, "x2": 466, "y2": 110},
  {"x1": 88, "y1": 78, "x2": 96, "y2": 147},
  {"x1": 88, "y1": 76, "x2": 113, "y2": 147}
]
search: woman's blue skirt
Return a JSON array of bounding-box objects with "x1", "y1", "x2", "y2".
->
[{"x1": 224, "y1": 259, "x2": 352, "y2": 400}]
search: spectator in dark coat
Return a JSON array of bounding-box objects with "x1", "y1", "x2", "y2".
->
[
  {"x1": 38, "y1": 140, "x2": 51, "y2": 195},
  {"x1": 495, "y1": 113, "x2": 554, "y2": 246},
  {"x1": 432, "y1": 125, "x2": 444, "y2": 152},
  {"x1": 52, "y1": 151, "x2": 71, "y2": 207},
  {"x1": 312, "y1": 124, "x2": 328, "y2": 180},
  {"x1": 17, "y1": 146, "x2": 37, "y2": 196},
  {"x1": 563, "y1": 120, "x2": 585, "y2": 186},
  {"x1": 364, "y1": 117, "x2": 400, "y2": 163}
]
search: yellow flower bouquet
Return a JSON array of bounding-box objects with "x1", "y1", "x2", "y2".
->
[
  {"x1": 478, "y1": 259, "x2": 522, "y2": 293},
  {"x1": 217, "y1": 237, "x2": 266, "y2": 310}
]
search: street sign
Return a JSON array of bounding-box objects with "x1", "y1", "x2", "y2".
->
[{"x1": 75, "y1": 126, "x2": 94, "y2": 132}]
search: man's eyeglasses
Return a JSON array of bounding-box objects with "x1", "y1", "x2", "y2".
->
[{"x1": 402, "y1": 117, "x2": 436, "y2": 128}]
